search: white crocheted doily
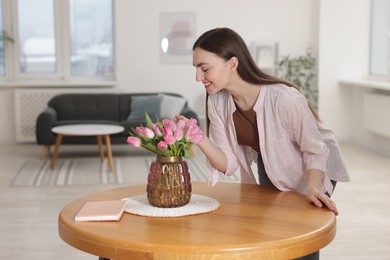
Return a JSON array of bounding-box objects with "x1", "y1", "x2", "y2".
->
[{"x1": 123, "y1": 194, "x2": 220, "y2": 217}]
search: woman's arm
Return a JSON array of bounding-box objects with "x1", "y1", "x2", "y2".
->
[
  {"x1": 283, "y1": 89, "x2": 338, "y2": 214},
  {"x1": 197, "y1": 136, "x2": 228, "y2": 173}
]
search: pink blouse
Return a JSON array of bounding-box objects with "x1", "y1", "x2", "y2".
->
[{"x1": 207, "y1": 84, "x2": 350, "y2": 195}]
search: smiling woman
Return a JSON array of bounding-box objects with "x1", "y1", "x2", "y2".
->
[{"x1": 190, "y1": 27, "x2": 350, "y2": 260}]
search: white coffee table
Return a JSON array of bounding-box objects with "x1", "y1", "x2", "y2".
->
[{"x1": 50, "y1": 124, "x2": 125, "y2": 172}]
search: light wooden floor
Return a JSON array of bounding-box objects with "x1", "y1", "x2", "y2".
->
[{"x1": 1, "y1": 142, "x2": 389, "y2": 259}]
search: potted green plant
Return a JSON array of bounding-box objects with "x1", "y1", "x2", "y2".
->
[{"x1": 278, "y1": 47, "x2": 318, "y2": 110}]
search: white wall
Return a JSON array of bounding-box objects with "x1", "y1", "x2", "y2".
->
[
  {"x1": 317, "y1": 0, "x2": 371, "y2": 140},
  {"x1": 317, "y1": 0, "x2": 390, "y2": 157},
  {"x1": 0, "y1": 0, "x2": 321, "y2": 144},
  {"x1": 114, "y1": 0, "x2": 316, "y2": 116},
  {"x1": 318, "y1": 0, "x2": 390, "y2": 156},
  {"x1": 350, "y1": 86, "x2": 390, "y2": 156}
]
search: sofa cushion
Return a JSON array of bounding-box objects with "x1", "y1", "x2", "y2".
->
[
  {"x1": 49, "y1": 94, "x2": 120, "y2": 121},
  {"x1": 159, "y1": 94, "x2": 187, "y2": 119},
  {"x1": 127, "y1": 95, "x2": 162, "y2": 122}
]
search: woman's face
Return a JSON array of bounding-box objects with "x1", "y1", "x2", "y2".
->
[{"x1": 193, "y1": 48, "x2": 233, "y2": 95}]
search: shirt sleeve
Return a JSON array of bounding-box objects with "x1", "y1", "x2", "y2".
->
[
  {"x1": 207, "y1": 95, "x2": 240, "y2": 183},
  {"x1": 282, "y1": 90, "x2": 334, "y2": 193},
  {"x1": 285, "y1": 92, "x2": 329, "y2": 172}
]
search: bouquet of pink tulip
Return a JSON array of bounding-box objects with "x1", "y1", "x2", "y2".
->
[{"x1": 127, "y1": 112, "x2": 204, "y2": 159}]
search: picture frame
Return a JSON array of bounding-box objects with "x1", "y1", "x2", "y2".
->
[
  {"x1": 250, "y1": 42, "x2": 279, "y2": 76},
  {"x1": 159, "y1": 12, "x2": 196, "y2": 64}
]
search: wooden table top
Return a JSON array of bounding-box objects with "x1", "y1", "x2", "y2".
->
[{"x1": 58, "y1": 182, "x2": 336, "y2": 260}]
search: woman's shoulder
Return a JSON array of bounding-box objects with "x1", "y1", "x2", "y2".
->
[
  {"x1": 264, "y1": 83, "x2": 300, "y2": 95},
  {"x1": 207, "y1": 90, "x2": 233, "y2": 120},
  {"x1": 263, "y1": 83, "x2": 306, "y2": 103}
]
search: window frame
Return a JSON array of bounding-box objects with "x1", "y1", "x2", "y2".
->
[{"x1": 0, "y1": 0, "x2": 116, "y2": 87}]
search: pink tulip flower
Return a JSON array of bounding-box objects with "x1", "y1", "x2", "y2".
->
[
  {"x1": 176, "y1": 119, "x2": 186, "y2": 130},
  {"x1": 143, "y1": 127, "x2": 155, "y2": 139},
  {"x1": 162, "y1": 119, "x2": 176, "y2": 132},
  {"x1": 191, "y1": 132, "x2": 204, "y2": 143},
  {"x1": 157, "y1": 140, "x2": 168, "y2": 150},
  {"x1": 151, "y1": 123, "x2": 163, "y2": 137},
  {"x1": 186, "y1": 125, "x2": 204, "y2": 143},
  {"x1": 163, "y1": 126, "x2": 173, "y2": 136},
  {"x1": 186, "y1": 118, "x2": 198, "y2": 128},
  {"x1": 164, "y1": 134, "x2": 176, "y2": 145},
  {"x1": 174, "y1": 128, "x2": 184, "y2": 141},
  {"x1": 136, "y1": 126, "x2": 154, "y2": 139},
  {"x1": 135, "y1": 126, "x2": 144, "y2": 136},
  {"x1": 127, "y1": 136, "x2": 142, "y2": 147}
]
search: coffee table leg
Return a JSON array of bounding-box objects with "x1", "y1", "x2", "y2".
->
[
  {"x1": 97, "y1": 135, "x2": 105, "y2": 162},
  {"x1": 51, "y1": 134, "x2": 63, "y2": 169},
  {"x1": 104, "y1": 134, "x2": 114, "y2": 172},
  {"x1": 40, "y1": 145, "x2": 51, "y2": 160}
]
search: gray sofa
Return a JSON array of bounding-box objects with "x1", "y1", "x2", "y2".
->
[{"x1": 36, "y1": 92, "x2": 198, "y2": 147}]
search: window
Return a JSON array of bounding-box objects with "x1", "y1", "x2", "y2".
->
[
  {"x1": 0, "y1": 0, "x2": 115, "y2": 84},
  {"x1": 69, "y1": 0, "x2": 114, "y2": 77},
  {"x1": 370, "y1": 0, "x2": 390, "y2": 78},
  {"x1": 17, "y1": 0, "x2": 56, "y2": 74}
]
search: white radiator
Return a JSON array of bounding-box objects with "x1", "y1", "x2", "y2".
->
[
  {"x1": 14, "y1": 89, "x2": 59, "y2": 143},
  {"x1": 14, "y1": 88, "x2": 114, "y2": 143},
  {"x1": 363, "y1": 92, "x2": 390, "y2": 139}
]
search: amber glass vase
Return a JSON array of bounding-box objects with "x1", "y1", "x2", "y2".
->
[{"x1": 147, "y1": 156, "x2": 192, "y2": 208}]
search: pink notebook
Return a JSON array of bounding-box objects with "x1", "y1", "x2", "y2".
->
[{"x1": 75, "y1": 200, "x2": 127, "y2": 222}]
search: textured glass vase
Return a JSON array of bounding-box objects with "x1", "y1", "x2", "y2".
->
[{"x1": 147, "y1": 156, "x2": 192, "y2": 208}]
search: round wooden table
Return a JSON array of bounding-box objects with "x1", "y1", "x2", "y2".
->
[{"x1": 58, "y1": 182, "x2": 336, "y2": 259}]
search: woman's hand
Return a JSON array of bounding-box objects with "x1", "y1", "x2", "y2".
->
[
  {"x1": 175, "y1": 115, "x2": 228, "y2": 173},
  {"x1": 306, "y1": 170, "x2": 339, "y2": 216},
  {"x1": 175, "y1": 114, "x2": 188, "y2": 121}
]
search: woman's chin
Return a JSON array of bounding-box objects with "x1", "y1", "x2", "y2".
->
[{"x1": 206, "y1": 88, "x2": 219, "y2": 95}]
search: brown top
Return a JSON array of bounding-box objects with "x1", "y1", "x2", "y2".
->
[{"x1": 233, "y1": 102, "x2": 260, "y2": 152}]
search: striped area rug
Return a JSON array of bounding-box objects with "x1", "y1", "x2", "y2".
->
[{"x1": 11, "y1": 155, "x2": 239, "y2": 187}]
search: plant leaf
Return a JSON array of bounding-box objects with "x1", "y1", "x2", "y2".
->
[{"x1": 145, "y1": 112, "x2": 153, "y2": 128}]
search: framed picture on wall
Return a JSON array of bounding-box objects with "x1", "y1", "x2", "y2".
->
[
  {"x1": 250, "y1": 42, "x2": 279, "y2": 76},
  {"x1": 160, "y1": 12, "x2": 196, "y2": 64}
]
